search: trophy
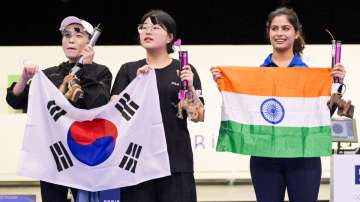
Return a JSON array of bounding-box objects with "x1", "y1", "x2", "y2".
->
[
  {"x1": 325, "y1": 29, "x2": 354, "y2": 118},
  {"x1": 178, "y1": 49, "x2": 189, "y2": 100},
  {"x1": 69, "y1": 24, "x2": 102, "y2": 75},
  {"x1": 328, "y1": 94, "x2": 354, "y2": 118},
  {"x1": 174, "y1": 39, "x2": 204, "y2": 121}
]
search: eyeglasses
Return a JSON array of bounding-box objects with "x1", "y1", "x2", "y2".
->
[
  {"x1": 137, "y1": 24, "x2": 166, "y2": 33},
  {"x1": 61, "y1": 29, "x2": 88, "y2": 39}
]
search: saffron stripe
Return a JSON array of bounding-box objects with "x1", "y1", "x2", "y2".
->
[{"x1": 216, "y1": 67, "x2": 332, "y2": 97}]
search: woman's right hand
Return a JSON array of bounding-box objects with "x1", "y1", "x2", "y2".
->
[
  {"x1": 137, "y1": 65, "x2": 152, "y2": 75},
  {"x1": 210, "y1": 66, "x2": 222, "y2": 81},
  {"x1": 20, "y1": 64, "x2": 39, "y2": 83},
  {"x1": 12, "y1": 64, "x2": 39, "y2": 96}
]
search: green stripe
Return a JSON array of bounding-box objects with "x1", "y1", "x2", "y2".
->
[{"x1": 216, "y1": 120, "x2": 332, "y2": 157}]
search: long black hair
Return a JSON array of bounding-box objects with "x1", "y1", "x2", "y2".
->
[{"x1": 266, "y1": 7, "x2": 305, "y2": 55}]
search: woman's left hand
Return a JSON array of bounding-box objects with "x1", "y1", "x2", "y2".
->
[
  {"x1": 332, "y1": 63, "x2": 346, "y2": 82},
  {"x1": 179, "y1": 65, "x2": 194, "y2": 88},
  {"x1": 81, "y1": 45, "x2": 95, "y2": 64}
]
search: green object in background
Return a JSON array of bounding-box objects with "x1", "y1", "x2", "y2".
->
[{"x1": 8, "y1": 74, "x2": 20, "y2": 87}]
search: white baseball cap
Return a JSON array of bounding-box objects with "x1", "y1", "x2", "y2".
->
[{"x1": 59, "y1": 16, "x2": 94, "y2": 36}]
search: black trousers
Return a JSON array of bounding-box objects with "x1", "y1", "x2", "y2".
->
[
  {"x1": 250, "y1": 156, "x2": 322, "y2": 202},
  {"x1": 120, "y1": 173, "x2": 197, "y2": 202},
  {"x1": 40, "y1": 181, "x2": 78, "y2": 202}
]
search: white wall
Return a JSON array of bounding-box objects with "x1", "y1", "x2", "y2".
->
[{"x1": 1, "y1": 45, "x2": 359, "y2": 181}]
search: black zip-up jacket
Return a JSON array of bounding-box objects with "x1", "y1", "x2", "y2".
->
[{"x1": 6, "y1": 62, "x2": 112, "y2": 112}]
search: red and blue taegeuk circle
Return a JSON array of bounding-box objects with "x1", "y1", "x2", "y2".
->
[{"x1": 67, "y1": 119, "x2": 118, "y2": 166}]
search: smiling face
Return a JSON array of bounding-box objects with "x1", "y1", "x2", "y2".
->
[
  {"x1": 138, "y1": 17, "x2": 173, "y2": 53},
  {"x1": 61, "y1": 24, "x2": 90, "y2": 63},
  {"x1": 268, "y1": 15, "x2": 299, "y2": 53}
]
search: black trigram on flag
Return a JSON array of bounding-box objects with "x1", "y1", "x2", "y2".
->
[
  {"x1": 115, "y1": 93, "x2": 139, "y2": 121},
  {"x1": 119, "y1": 142, "x2": 143, "y2": 173},
  {"x1": 50, "y1": 141, "x2": 73, "y2": 172},
  {"x1": 47, "y1": 100, "x2": 67, "y2": 122}
]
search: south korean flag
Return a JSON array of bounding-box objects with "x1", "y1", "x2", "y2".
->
[{"x1": 17, "y1": 70, "x2": 170, "y2": 191}]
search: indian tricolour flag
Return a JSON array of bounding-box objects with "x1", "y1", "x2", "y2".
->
[{"x1": 216, "y1": 67, "x2": 333, "y2": 158}]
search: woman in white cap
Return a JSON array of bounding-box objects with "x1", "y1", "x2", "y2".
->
[{"x1": 6, "y1": 16, "x2": 112, "y2": 202}]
